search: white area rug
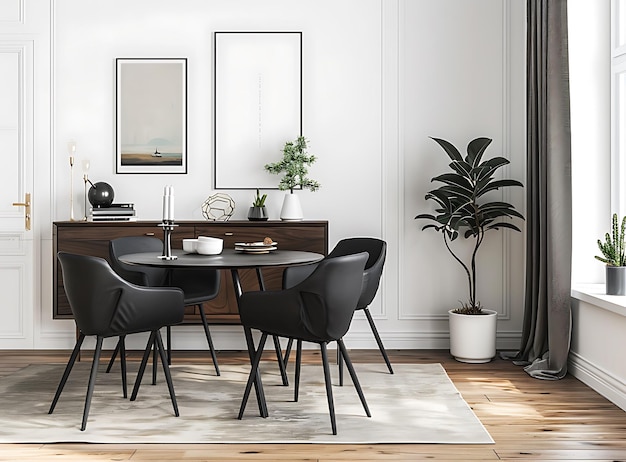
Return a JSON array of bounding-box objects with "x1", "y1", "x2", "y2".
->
[{"x1": 0, "y1": 362, "x2": 493, "y2": 444}]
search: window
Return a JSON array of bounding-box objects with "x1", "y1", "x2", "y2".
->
[{"x1": 612, "y1": 0, "x2": 626, "y2": 214}]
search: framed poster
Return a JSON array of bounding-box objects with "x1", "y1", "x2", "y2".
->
[
  {"x1": 116, "y1": 58, "x2": 187, "y2": 174},
  {"x1": 214, "y1": 32, "x2": 302, "y2": 189}
]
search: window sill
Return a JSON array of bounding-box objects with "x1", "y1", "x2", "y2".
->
[{"x1": 571, "y1": 283, "x2": 626, "y2": 318}]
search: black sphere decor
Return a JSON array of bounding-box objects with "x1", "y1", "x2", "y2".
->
[{"x1": 88, "y1": 182, "x2": 115, "y2": 207}]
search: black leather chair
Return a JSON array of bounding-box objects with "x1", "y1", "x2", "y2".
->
[
  {"x1": 237, "y1": 252, "x2": 370, "y2": 435},
  {"x1": 109, "y1": 236, "x2": 221, "y2": 375},
  {"x1": 283, "y1": 238, "x2": 392, "y2": 384},
  {"x1": 50, "y1": 252, "x2": 184, "y2": 431}
]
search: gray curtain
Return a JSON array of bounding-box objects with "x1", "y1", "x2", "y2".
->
[{"x1": 504, "y1": 0, "x2": 572, "y2": 380}]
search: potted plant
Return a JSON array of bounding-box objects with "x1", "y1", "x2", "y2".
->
[
  {"x1": 415, "y1": 137, "x2": 524, "y2": 363},
  {"x1": 595, "y1": 213, "x2": 626, "y2": 295},
  {"x1": 247, "y1": 189, "x2": 268, "y2": 221},
  {"x1": 264, "y1": 136, "x2": 320, "y2": 221}
]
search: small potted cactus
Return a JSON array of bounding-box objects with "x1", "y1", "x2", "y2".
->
[
  {"x1": 247, "y1": 189, "x2": 268, "y2": 221},
  {"x1": 595, "y1": 213, "x2": 626, "y2": 295}
]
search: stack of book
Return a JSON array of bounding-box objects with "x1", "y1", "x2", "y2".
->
[{"x1": 89, "y1": 203, "x2": 136, "y2": 222}]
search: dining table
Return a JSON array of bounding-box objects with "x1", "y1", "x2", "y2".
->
[{"x1": 119, "y1": 247, "x2": 325, "y2": 418}]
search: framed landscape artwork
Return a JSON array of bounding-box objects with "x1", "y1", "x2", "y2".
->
[
  {"x1": 214, "y1": 32, "x2": 302, "y2": 189},
  {"x1": 116, "y1": 58, "x2": 187, "y2": 174}
]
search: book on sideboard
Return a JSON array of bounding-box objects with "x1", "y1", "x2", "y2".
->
[
  {"x1": 92, "y1": 203, "x2": 134, "y2": 209},
  {"x1": 91, "y1": 209, "x2": 136, "y2": 216},
  {"x1": 88, "y1": 215, "x2": 138, "y2": 222},
  {"x1": 90, "y1": 203, "x2": 135, "y2": 218}
]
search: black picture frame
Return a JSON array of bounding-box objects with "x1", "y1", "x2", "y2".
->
[
  {"x1": 214, "y1": 32, "x2": 302, "y2": 189},
  {"x1": 116, "y1": 58, "x2": 187, "y2": 174}
]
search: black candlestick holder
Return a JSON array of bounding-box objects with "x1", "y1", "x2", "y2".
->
[{"x1": 158, "y1": 222, "x2": 178, "y2": 260}]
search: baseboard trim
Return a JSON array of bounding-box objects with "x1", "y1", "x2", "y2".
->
[
  {"x1": 568, "y1": 351, "x2": 626, "y2": 411},
  {"x1": 27, "y1": 327, "x2": 522, "y2": 352}
]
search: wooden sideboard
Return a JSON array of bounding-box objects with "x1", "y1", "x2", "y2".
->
[{"x1": 53, "y1": 220, "x2": 328, "y2": 324}]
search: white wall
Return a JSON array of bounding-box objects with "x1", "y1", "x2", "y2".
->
[
  {"x1": 53, "y1": 0, "x2": 383, "y2": 237},
  {"x1": 40, "y1": 0, "x2": 526, "y2": 350},
  {"x1": 570, "y1": 292, "x2": 626, "y2": 411}
]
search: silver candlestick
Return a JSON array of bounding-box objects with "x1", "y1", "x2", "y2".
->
[
  {"x1": 68, "y1": 141, "x2": 77, "y2": 221},
  {"x1": 69, "y1": 156, "x2": 75, "y2": 221},
  {"x1": 82, "y1": 159, "x2": 91, "y2": 221},
  {"x1": 158, "y1": 222, "x2": 178, "y2": 260}
]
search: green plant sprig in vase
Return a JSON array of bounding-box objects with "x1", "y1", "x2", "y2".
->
[
  {"x1": 264, "y1": 136, "x2": 321, "y2": 193},
  {"x1": 264, "y1": 136, "x2": 320, "y2": 221}
]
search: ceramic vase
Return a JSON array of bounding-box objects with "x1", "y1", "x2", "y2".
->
[
  {"x1": 606, "y1": 266, "x2": 626, "y2": 295},
  {"x1": 280, "y1": 193, "x2": 303, "y2": 221},
  {"x1": 247, "y1": 206, "x2": 268, "y2": 221}
]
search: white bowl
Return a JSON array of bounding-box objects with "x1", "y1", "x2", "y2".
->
[
  {"x1": 182, "y1": 238, "x2": 198, "y2": 253},
  {"x1": 196, "y1": 237, "x2": 223, "y2": 255}
]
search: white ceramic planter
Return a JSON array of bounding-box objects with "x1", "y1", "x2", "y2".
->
[
  {"x1": 280, "y1": 193, "x2": 303, "y2": 221},
  {"x1": 448, "y1": 309, "x2": 498, "y2": 363}
]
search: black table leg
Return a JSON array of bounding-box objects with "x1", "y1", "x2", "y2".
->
[
  {"x1": 231, "y1": 268, "x2": 268, "y2": 418},
  {"x1": 255, "y1": 268, "x2": 289, "y2": 386}
]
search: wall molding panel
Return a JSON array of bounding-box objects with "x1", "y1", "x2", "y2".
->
[{"x1": 0, "y1": 0, "x2": 24, "y2": 24}]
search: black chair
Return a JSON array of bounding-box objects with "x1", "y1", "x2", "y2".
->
[
  {"x1": 237, "y1": 252, "x2": 370, "y2": 435},
  {"x1": 283, "y1": 238, "x2": 392, "y2": 383},
  {"x1": 108, "y1": 236, "x2": 221, "y2": 375},
  {"x1": 50, "y1": 252, "x2": 184, "y2": 431}
]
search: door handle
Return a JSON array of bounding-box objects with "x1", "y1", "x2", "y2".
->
[{"x1": 12, "y1": 192, "x2": 31, "y2": 230}]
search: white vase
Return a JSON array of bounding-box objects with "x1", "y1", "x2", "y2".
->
[
  {"x1": 448, "y1": 309, "x2": 498, "y2": 363},
  {"x1": 280, "y1": 193, "x2": 303, "y2": 221}
]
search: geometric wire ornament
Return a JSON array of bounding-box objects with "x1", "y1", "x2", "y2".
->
[{"x1": 202, "y1": 193, "x2": 235, "y2": 221}]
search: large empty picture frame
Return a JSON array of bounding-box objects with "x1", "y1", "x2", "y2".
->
[
  {"x1": 214, "y1": 32, "x2": 302, "y2": 189},
  {"x1": 116, "y1": 58, "x2": 187, "y2": 174}
]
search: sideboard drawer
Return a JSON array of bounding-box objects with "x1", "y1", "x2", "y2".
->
[{"x1": 196, "y1": 224, "x2": 326, "y2": 253}]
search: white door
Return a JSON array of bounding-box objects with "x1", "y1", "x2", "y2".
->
[{"x1": 0, "y1": 0, "x2": 49, "y2": 348}]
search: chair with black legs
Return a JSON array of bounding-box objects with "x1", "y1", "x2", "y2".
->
[
  {"x1": 237, "y1": 252, "x2": 370, "y2": 435},
  {"x1": 283, "y1": 238, "x2": 392, "y2": 385},
  {"x1": 50, "y1": 252, "x2": 184, "y2": 431},
  {"x1": 109, "y1": 236, "x2": 221, "y2": 376}
]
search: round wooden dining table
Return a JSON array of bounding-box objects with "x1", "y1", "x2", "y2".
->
[{"x1": 119, "y1": 248, "x2": 324, "y2": 418}]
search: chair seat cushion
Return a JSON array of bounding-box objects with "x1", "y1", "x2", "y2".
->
[{"x1": 240, "y1": 290, "x2": 352, "y2": 343}]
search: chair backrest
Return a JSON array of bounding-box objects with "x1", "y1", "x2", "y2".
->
[
  {"x1": 109, "y1": 236, "x2": 168, "y2": 287},
  {"x1": 58, "y1": 252, "x2": 184, "y2": 337},
  {"x1": 329, "y1": 237, "x2": 386, "y2": 309},
  {"x1": 294, "y1": 251, "x2": 368, "y2": 341},
  {"x1": 283, "y1": 237, "x2": 387, "y2": 309}
]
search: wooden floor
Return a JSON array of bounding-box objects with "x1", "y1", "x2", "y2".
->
[{"x1": 0, "y1": 349, "x2": 625, "y2": 461}]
